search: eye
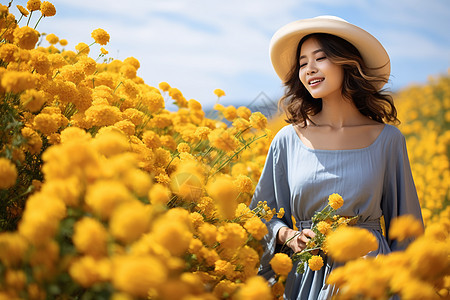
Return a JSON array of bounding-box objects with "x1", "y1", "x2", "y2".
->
[
  {"x1": 316, "y1": 56, "x2": 326, "y2": 61},
  {"x1": 299, "y1": 63, "x2": 307, "y2": 68}
]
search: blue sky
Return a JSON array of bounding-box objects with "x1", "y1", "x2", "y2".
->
[{"x1": 10, "y1": 0, "x2": 450, "y2": 111}]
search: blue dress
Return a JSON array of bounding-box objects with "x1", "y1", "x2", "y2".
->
[{"x1": 250, "y1": 124, "x2": 423, "y2": 300}]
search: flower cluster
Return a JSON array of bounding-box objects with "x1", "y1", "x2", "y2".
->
[
  {"x1": 0, "y1": 3, "x2": 283, "y2": 299},
  {"x1": 396, "y1": 72, "x2": 450, "y2": 226},
  {"x1": 327, "y1": 216, "x2": 449, "y2": 299},
  {"x1": 272, "y1": 193, "x2": 362, "y2": 275}
]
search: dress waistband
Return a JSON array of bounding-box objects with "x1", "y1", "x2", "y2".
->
[{"x1": 297, "y1": 218, "x2": 382, "y2": 232}]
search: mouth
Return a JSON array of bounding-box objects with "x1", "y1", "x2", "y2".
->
[{"x1": 308, "y1": 78, "x2": 324, "y2": 86}]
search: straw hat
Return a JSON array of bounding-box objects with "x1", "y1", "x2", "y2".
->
[{"x1": 269, "y1": 16, "x2": 390, "y2": 90}]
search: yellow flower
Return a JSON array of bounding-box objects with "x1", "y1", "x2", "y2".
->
[
  {"x1": 214, "y1": 88, "x2": 225, "y2": 98},
  {"x1": 269, "y1": 253, "x2": 293, "y2": 276},
  {"x1": 85, "y1": 104, "x2": 122, "y2": 127},
  {"x1": 208, "y1": 128, "x2": 239, "y2": 152},
  {"x1": 123, "y1": 56, "x2": 140, "y2": 69},
  {"x1": 152, "y1": 211, "x2": 193, "y2": 256},
  {"x1": 41, "y1": 176, "x2": 81, "y2": 207},
  {"x1": 326, "y1": 226, "x2": 378, "y2": 262},
  {"x1": 40, "y1": 1, "x2": 56, "y2": 17},
  {"x1": 123, "y1": 108, "x2": 144, "y2": 126},
  {"x1": 214, "y1": 103, "x2": 225, "y2": 112},
  {"x1": 45, "y1": 33, "x2": 58, "y2": 44},
  {"x1": 21, "y1": 127, "x2": 42, "y2": 154},
  {"x1": 110, "y1": 201, "x2": 151, "y2": 244},
  {"x1": 1, "y1": 70, "x2": 36, "y2": 93},
  {"x1": 189, "y1": 212, "x2": 204, "y2": 231},
  {"x1": 277, "y1": 208, "x2": 285, "y2": 218},
  {"x1": 317, "y1": 221, "x2": 331, "y2": 235},
  {"x1": 237, "y1": 106, "x2": 251, "y2": 120},
  {"x1": 0, "y1": 43, "x2": 18, "y2": 63},
  {"x1": 198, "y1": 223, "x2": 217, "y2": 246},
  {"x1": 92, "y1": 129, "x2": 129, "y2": 157},
  {"x1": 159, "y1": 81, "x2": 171, "y2": 92},
  {"x1": 91, "y1": 28, "x2": 110, "y2": 45},
  {"x1": 142, "y1": 130, "x2": 161, "y2": 149},
  {"x1": 206, "y1": 174, "x2": 239, "y2": 219},
  {"x1": 188, "y1": 98, "x2": 202, "y2": 111},
  {"x1": 406, "y1": 236, "x2": 448, "y2": 278},
  {"x1": 171, "y1": 163, "x2": 204, "y2": 202},
  {"x1": 389, "y1": 215, "x2": 424, "y2": 241},
  {"x1": 233, "y1": 174, "x2": 254, "y2": 193},
  {"x1": 85, "y1": 180, "x2": 133, "y2": 219},
  {"x1": 215, "y1": 260, "x2": 235, "y2": 278},
  {"x1": 59, "y1": 126, "x2": 91, "y2": 143},
  {"x1": 4, "y1": 269, "x2": 27, "y2": 291},
  {"x1": 328, "y1": 193, "x2": 344, "y2": 210},
  {"x1": 114, "y1": 120, "x2": 135, "y2": 136},
  {"x1": 217, "y1": 223, "x2": 247, "y2": 249},
  {"x1": 17, "y1": 5, "x2": 30, "y2": 16},
  {"x1": 33, "y1": 112, "x2": 62, "y2": 135},
  {"x1": 308, "y1": 255, "x2": 324, "y2": 271},
  {"x1": 73, "y1": 217, "x2": 108, "y2": 257},
  {"x1": 0, "y1": 158, "x2": 18, "y2": 189},
  {"x1": 177, "y1": 142, "x2": 191, "y2": 153},
  {"x1": 75, "y1": 42, "x2": 90, "y2": 55},
  {"x1": 196, "y1": 196, "x2": 216, "y2": 219},
  {"x1": 244, "y1": 217, "x2": 268, "y2": 240},
  {"x1": 113, "y1": 256, "x2": 167, "y2": 296},
  {"x1": 237, "y1": 245, "x2": 260, "y2": 270},
  {"x1": 235, "y1": 202, "x2": 252, "y2": 221},
  {"x1": 100, "y1": 47, "x2": 108, "y2": 55},
  {"x1": 148, "y1": 183, "x2": 171, "y2": 205},
  {"x1": 59, "y1": 39, "x2": 68, "y2": 46},
  {"x1": 69, "y1": 256, "x2": 108, "y2": 287},
  {"x1": 30, "y1": 50, "x2": 51, "y2": 74},
  {"x1": 18, "y1": 193, "x2": 66, "y2": 245},
  {"x1": 249, "y1": 112, "x2": 267, "y2": 130},
  {"x1": 236, "y1": 276, "x2": 272, "y2": 300},
  {"x1": 26, "y1": 0, "x2": 41, "y2": 11},
  {"x1": 0, "y1": 233, "x2": 28, "y2": 267},
  {"x1": 13, "y1": 26, "x2": 39, "y2": 50},
  {"x1": 214, "y1": 280, "x2": 240, "y2": 299},
  {"x1": 223, "y1": 105, "x2": 237, "y2": 121}
]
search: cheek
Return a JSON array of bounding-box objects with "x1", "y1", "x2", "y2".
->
[{"x1": 298, "y1": 70, "x2": 307, "y2": 86}]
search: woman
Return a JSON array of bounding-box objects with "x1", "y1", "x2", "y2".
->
[{"x1": 250, "y1": 16, "x2": 423, "y2": 299}]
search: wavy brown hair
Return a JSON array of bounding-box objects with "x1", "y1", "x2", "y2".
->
[{"x1": 278, "y1": 33, "x2": 399, "y2": 127}]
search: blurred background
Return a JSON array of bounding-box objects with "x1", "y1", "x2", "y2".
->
[{"x1": 10, "y1": 0, "x2": 450, "y2": 112}]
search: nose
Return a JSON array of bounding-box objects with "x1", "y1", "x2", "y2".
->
[{"x1": 305, "y1": 61, "x2": 317, "y2": 75}]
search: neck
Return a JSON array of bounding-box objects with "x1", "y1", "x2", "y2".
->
[{"x1": 313, "y1": 94, "x2": 364, "y2": 128}]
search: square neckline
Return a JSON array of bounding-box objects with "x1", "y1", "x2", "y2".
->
[{"x1": 290, "y1": 124, "x2": 387, "y2": 153}]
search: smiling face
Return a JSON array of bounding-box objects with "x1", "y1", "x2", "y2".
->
[{"x1": 298, "y1": 37, "x2": 345, "y2": 100}]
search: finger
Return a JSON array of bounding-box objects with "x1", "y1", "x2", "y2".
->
[
  {"x1": 298, "y1": 233, "x2": 311, "y2": 244},
  {"x1": 302, "y1": 229, "x2": 316, "y2": 239}
]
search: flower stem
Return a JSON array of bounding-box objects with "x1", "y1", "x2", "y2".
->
[
  {"x1": 211, "y1": 133, "x2": 267, "y2": 177},
  {"x1": 27, "y1": 11, "x2": 33, "y2": 26},
  {"x1": 34, "y1": 15, "x2": 43, "y2": 29}
]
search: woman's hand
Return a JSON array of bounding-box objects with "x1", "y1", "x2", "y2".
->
[{"x1": 277, "y1": 227, "x2": 316, "y2": 253}]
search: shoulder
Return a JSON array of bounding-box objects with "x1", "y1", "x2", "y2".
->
[
  {"x1": 270, "y1": 124, "x2": 296, "y2": 147},
  {"x1": 382, "y1": 124, "x2": 406, "y2": 143},
  {"x1": 379, "y1": 124, "x2": 409, "y2": 159}
]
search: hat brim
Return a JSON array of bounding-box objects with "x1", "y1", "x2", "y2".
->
[{"x1": 269, "y1": 17, "x2": 390, "y2": 90}]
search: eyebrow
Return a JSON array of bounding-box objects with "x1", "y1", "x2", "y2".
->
[{"x1": 299, "y1": 49, "x2": 325, "y2": 60}]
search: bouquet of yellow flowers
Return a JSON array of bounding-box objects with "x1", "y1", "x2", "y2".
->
[{"x1": 287, "y1": 193, "x2": 357, "y2": 274}]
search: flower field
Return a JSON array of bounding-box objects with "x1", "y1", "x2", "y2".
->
[{"x1": 0, "y1": 1, "x2": 449, "y2": 299}]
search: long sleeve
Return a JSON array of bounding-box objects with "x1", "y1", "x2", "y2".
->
[
  {"x1": 381, "y1": 130, "x2": 424, "y2": 251},
  {"x1": 250, "y1": 135, "x2": 293, "y2": 280}
]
